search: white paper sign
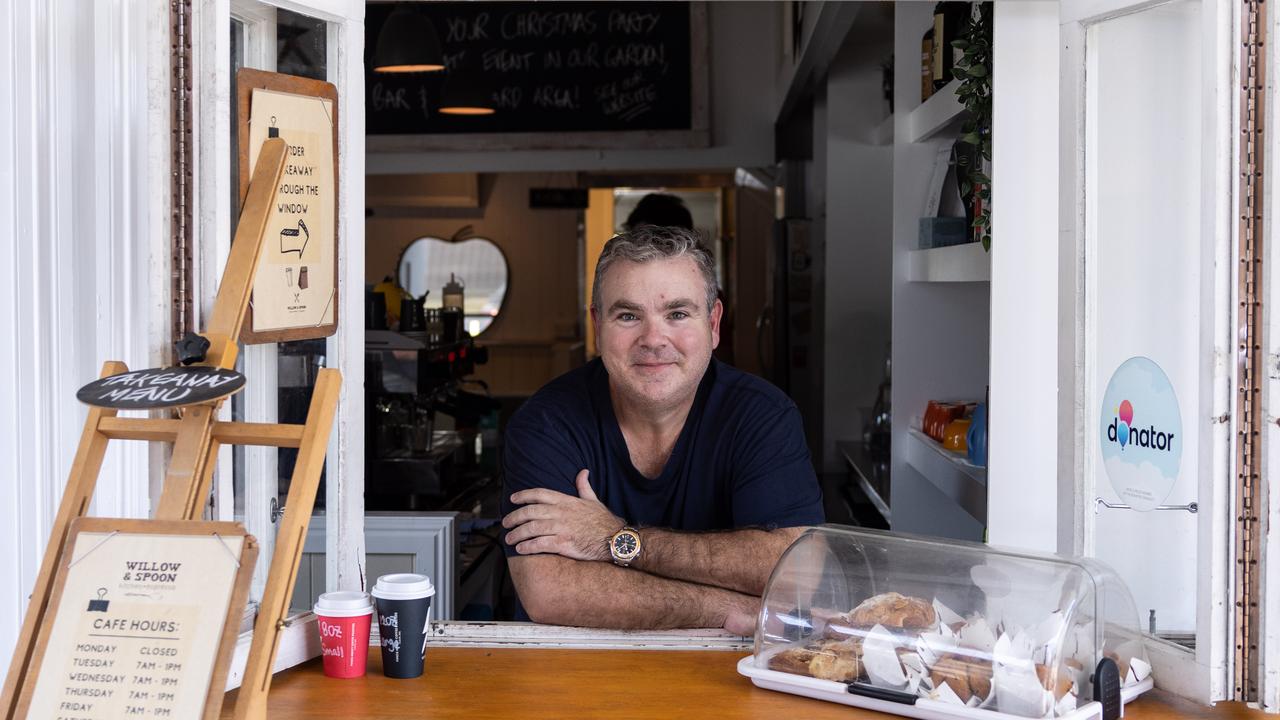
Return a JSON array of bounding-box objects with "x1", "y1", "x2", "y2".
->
[
  {"x1": 26, "y1": 529, "x2": 246, "y2": 720},
  {"x1": 247, "y1": 87, "x2": 336, "y2": 334}
]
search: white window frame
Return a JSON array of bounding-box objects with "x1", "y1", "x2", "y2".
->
[
  {"x1": 1261, "y1": 0, "x2": 1280, "y2": 709},
  {"x1": 193, "y1": 0, "x2": 365, "y2": 679},
  {"x1": 1058, "y1": 0, "x2": 1235, "y2": 703}
]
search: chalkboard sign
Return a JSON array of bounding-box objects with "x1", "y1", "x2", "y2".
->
[
  {"x1": 366, "y1": 2, "x2": 708, "y2": 150},
  {"x1": 77, "y1": 367, "x2": 247, "y2": 410}
]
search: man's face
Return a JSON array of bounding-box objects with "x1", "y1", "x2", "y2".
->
[{"x1": 593, "y1": 256, "x2": 722, "y2": 413}]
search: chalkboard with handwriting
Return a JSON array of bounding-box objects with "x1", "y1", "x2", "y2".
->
[{"x1": 366, "y1": 2, "x2": 697, "y2": 136}]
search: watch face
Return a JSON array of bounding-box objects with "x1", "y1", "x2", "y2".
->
[{"x1": 613, "y1": 532, "x2": 638, "y2": 557}]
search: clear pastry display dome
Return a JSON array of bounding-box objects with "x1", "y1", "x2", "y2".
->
[{"x1": 738, "y1": 526, "x2": 1153, "y2": 720}]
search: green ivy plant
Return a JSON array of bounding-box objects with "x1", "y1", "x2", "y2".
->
[{"x1": 953, "y1": 2, "x2": 993, "y2": 251}]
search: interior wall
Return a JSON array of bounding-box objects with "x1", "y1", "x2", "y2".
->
[
  {"x1": 820, "y1": 29, "x2": 894, "y2": 474},
  {"x1": 366, "y1": 172, "x2": 584, "y2": 395},
  {"x1": 366, "y1": 2, "x2": 779, "y2": 174}
]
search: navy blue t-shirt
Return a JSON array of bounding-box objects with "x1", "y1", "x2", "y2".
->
[{"x1": 500, "y1": 358, "x2": 825, "y2": 561}]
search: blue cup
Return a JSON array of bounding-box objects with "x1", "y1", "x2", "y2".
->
[{"x1": 967, "y1": 402, "x2": 988, "y2": 467}]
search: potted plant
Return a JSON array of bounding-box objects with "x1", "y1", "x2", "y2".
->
[{"x1": 953, "y1": 2, "x2": 993, "y2": 250}]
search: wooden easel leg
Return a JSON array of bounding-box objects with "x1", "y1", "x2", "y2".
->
[
  {"x1": 1, "y1": 361, "x2": 127, "y2": 719},
  {"x1": 155, "y1": 404, "x2": 219, "y2": 520},
  {"x1": 233, "y1": 368, "x2": 341, "y2": 720},
  {"x1": 196, "y1": 438, "x2": 222, "y2": 520}
]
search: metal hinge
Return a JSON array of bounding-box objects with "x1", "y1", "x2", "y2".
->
[
  {"x1": 1235, "y1": 0, "x2": 1265, "y2": 703},
  {"x1": 169, "y1": 0, "x2": 194, "y2": 357}
]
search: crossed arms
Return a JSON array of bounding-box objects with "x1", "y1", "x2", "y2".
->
[{"x1": 503, "y1": 470, "x2": 804, "y2": 633}]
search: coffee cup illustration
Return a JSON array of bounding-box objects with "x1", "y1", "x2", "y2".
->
[
  {"x1": 299, "y1": 266, "x2": 309, "y2": 290},
  {"x1": 87, "y1": 588, "x2": 109, "y2": 612}
]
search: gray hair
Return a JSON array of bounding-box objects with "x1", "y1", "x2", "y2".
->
[{"x1": 591, "y1": 225, "x2": 718, "y2": 313}]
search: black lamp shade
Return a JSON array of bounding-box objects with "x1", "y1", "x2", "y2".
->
[
  {"x1": 438, "y1": 72, "x2": 495, "y2": 115},
  {"x1": 373, "y1": 4, "x2": 444, "y2": 73}
]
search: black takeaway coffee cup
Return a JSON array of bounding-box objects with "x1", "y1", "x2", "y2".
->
[{"x1": 371, "y1": 573, "x2": 435, "y2": 679}]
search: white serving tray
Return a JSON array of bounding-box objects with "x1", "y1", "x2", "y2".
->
[{"x1": 737, "y1": 655, "x2": 1153, "y2": 720}]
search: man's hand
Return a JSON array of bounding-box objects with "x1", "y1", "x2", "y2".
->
[{"x1": 503, "y1": 470, "x2": 624, "y2": 562}]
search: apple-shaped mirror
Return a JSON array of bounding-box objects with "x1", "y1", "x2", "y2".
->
[{"x1": 397, "y1": 234, "x2": 509, "y2": 336}]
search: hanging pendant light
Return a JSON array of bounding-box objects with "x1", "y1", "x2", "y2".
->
[
  {"x1": 373, "y1": 3, "x2": 445, "y2": 73},
  {"x1": 438, "y1": 70, "x2": 495, "y2": 115}
]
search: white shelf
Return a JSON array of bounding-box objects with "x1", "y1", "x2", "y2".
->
[
  {"x1": 837, "y1": 441, "x2": 891, "y2": 525},
  {"x1": 906, "y1": 242, "x2": 991, "y2": 282},
  {"x1": 904, "y1": 428, "x2": 986, "y2": 524},
  {"x1": 907, "y1": 79, "x2": 966, "y2": 143},
  {"x1": 869, "y1": 114, "x2": 895, "y2": 146}
]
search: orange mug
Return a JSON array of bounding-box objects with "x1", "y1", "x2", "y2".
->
[{"x1": 943, "y1": 418, "x2": 972, "y2": 452}]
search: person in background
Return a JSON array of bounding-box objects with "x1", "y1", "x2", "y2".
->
[
  {"x1": 500, "y1": 225, "x2": 824, "y2": 633},
  {"x1": 624, "y1": 192, "x2": 695, "y2": 231}
]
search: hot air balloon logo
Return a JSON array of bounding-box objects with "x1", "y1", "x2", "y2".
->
[
  {"x1": 1106, "y1": 399, "x2": 1139, "y2": 450},
  {"x1": 1116, "y1": 400, "x2": 1133, "y2": 449}
]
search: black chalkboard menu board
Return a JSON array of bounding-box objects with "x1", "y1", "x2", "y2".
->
[{"x1": 366, "y1": 2, "x2": 705, "y2": 141}]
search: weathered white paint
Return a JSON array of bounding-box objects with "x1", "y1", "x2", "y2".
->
[
  {"x1": 1261, "y1": 0, "x2": 1280, "y2": 707},
  {"x1": 420, "y1": 622, "x2": 750, "y2": 652},
  {"x1": 224, "y1": 614, "x2": 321, "y2": 691},
  {"x1": 0, "y1": 0, "x2": 169, "y2": 669},
  {"x1": 200, "y1": 0, "x2": 365, "y2": 674},
  {"x1": 223, "y1": 0, "x2": 281, "y2": 600},
  {"x1": 325, "y1": 0, "x2": 366, "y2": 602}
]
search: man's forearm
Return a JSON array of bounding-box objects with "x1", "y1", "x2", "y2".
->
[
  {"x1": 629, "y1": 526, "x2": 804, "y2": 596},
  {"x1": 509, "y1": 554, "x2": 758, "y2": 630}
]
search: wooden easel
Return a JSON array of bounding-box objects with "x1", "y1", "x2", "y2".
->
[{"x1": 1, "y1": 136, "x2": 341, "y2": 720}]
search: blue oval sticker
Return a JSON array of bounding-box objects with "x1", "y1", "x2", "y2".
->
[{"x1": 1099, "y1": 356, "x2": 1183, "y2": 511}]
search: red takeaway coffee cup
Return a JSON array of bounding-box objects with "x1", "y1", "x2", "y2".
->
[{"x1": 314, "y1": 591, "x2": 374, "y2": 679}]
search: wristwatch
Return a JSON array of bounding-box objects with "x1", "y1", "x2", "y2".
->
[{"x1": 609, "y1": 526, "x2": 642, "y2": 567}]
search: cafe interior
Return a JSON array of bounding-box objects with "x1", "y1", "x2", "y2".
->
[{"x1": 341, "y1": 1, "x2": 902, "y2": 624}]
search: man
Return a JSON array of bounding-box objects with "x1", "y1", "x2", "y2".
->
[{"x1": 500, "y1": 226, "x2": 824, "y2": 633}]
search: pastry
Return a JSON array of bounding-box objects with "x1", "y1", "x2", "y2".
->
[
  {"x1": 929, "y1": 654, "x2": 993, "y2": 703},
  {"x1": 848, "y1": 592, "x2": 937, "y2": 631},
  {"x1": 821, "y1": 620, "x2": 856, "y2": 641},
  {"x1": 965, "y1": 658, "x2": 993, "y2": 700},
  {"x1": 1103, "y1": 650, "x2": 1132, "y2": 681},
  {"x1": 930, "y1": 656, "x2": 974, "y2": 702},
  {"x1": 808, "y1": 640, "x2": 862, "y2": 682},
  {"x1": 769, "y1": 647, "x2": 817, "y2": 676},
  {"x1": 1036, "y1": 663, "x2": 1075, "y2": 701}
]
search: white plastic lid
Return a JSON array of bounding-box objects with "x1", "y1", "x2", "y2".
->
[
  {"x1": 313, "y1": 591, "x2": 373, "y2": 617},
  {"x1": 371, "y1": 573, "x2": 435, "y2": 600}
]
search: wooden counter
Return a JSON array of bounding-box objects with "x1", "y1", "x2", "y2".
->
[{"x1": 221, "y1": 647, "x2": 1266, "y2": 719}]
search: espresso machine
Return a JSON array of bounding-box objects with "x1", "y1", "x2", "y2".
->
[{"x1": 365, "y1": 283, "x2": 496, "y2": 511}]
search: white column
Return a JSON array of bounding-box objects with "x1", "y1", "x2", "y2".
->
[
  {"x1": 326, "y1": 2, "x2": 366, "y2": 594},
  {"x1": 987, "y1": 2, "x2": 1060, "y2": 552}
]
